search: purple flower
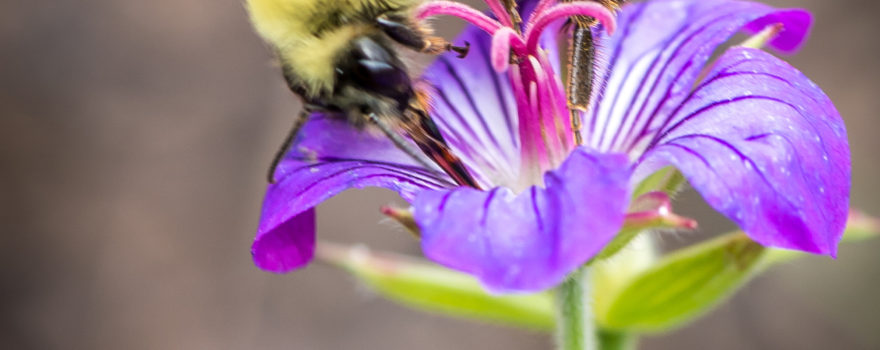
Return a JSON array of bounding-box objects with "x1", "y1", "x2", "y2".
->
[{"x1": 252, "y1": 0, "x2": 850, "y2": 292}]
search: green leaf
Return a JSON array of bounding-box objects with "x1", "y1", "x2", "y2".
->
[
  {"x1": 315, "y1": 243, "x2": 555, "y2": 331},
  {"x1": 597, "y1": 233, "x2": 765, "y2": 332},
  {"x1": 597, "y1": 211, "x2": 880, "y2": 333}
]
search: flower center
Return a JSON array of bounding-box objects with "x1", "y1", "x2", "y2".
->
[{"x1": 418, "y1": 0, "x2": 617, "y2": 191}]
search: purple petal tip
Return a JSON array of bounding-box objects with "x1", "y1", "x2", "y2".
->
[
  {"x1": 746, "y1": 9, "x2": 813, "y2": 54},
  {"x1": 252, "y1": 208, "x2": 317, "y2": 273}
]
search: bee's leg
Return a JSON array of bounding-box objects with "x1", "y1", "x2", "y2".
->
[
  {"x1": 566, "y1": 23, "x2": 594, "y2": 146},
  {"x1": 367, "y1": 113, "x2": 439, "y2": 173},
  {"x1": 267, "y1": 109, "x2": 310, "y2": 183},
  {"x1": 403, "y1": 107, "x2": 481, "y2": 189},
  {"x1": 563, "y1": 1, "x2": 624, "y2": 146},
  {"x1": 376, "y1": 15, "x2": 470, "y2": 58},
  {"x1": 501, "y1": 0, "x2": 522, "y2": 29}
]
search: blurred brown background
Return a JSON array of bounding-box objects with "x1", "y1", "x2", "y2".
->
[{"x1": 1, "y1": 0, "x2": 877, "y2": 349}]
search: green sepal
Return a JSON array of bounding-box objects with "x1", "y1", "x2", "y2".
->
[
  {"x1": 596, "y1": 211, "x2": 880, "y2": 333},
  {"x1": 315, "y1": 243, "x2": 555, "y2": 331},
  {"x1": 597, "y1": 232, "x2": 765, "y2": 332},
  {"x1": 598, "y1": 329, "x2": 638, "y2": 350},
  {"x1": 632, "y1": 166, "x2": 686, "y2": 198}
]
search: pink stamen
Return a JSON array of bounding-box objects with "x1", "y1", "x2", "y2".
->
[
  {"x1": 529, "y1": 0, "x2": 558, "y2": 27},
  {"x1": 484, "y1": 0, "x2": 514, "y2": 28},
  {"x1": 527, "y1": 80, "x2": 551, "y2": 167},
  {"x1": 536, "y1": 48, "x2": 574, "y2": 151},
  {"x1": 524, "y1": 2, "x2": 617, "y2": 52},
  {"x1": 416, "y1": 1, "x2": 503, "y2": 35},
  {"x1": 528, "y1": 82, "x2": 540, "y2": 139},
  {"x1": 510, "y1": 68, "x2": 530, "y2": 120},
  {"x1": 491, "y1": 27, "x2": 516, "y2": 72},
  {"x1": 529, "y1": 55, "x2": 563, "y2": 163},
  {"x1": 513, "y1": 66, "x2": 550, "y2": 176}
]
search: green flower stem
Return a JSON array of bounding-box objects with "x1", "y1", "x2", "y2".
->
[
  {"x1": 598, "y1": 329, "x2": 637, "y2": 350},
  {"x1": 555, "y1": 267, "x2": 596, "y2": 350}
]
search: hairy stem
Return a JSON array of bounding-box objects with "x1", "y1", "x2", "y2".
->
[
  {"x1": 598, "y1": 329, "x2": 637, "y2": 350},
  {"x1": 555, "y1": 267, "x2": 596, "y2": 350}
]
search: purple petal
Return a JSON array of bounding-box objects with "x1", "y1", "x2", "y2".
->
[
  {"x1": 636, "y1": 48, "x2": 850, "y2": 256},
  {"x1": 743, "y1": 9, "x2": 812, "y2": 53},
  {"x1": 253, "y1": 115, "x2": 452, "y2": 273},
  {"x1": 423, "y1": 25, "x2": 521, "y2": 187},
  {"x1": 586, "y1": 0, "x2": 811, "y2": 154},
  {"x1": 413, "y1": 148, "x2": 632, "y2": 292},
  {"x1": 253, "y1": 208, "x2": 316, "y2": 272}
]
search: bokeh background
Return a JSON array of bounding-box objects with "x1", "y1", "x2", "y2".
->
[{"x1": 2, "y1": 0, "x2": 878, "y2": 349}]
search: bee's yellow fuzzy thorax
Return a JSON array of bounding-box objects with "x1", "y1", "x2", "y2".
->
[{"x1": 246, "y1": 0, "x2": 417, "y2": 97}]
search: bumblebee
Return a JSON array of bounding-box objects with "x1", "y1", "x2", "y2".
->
[{"x1": 247, "y1": 0, "x2": 478, "y2": 187}]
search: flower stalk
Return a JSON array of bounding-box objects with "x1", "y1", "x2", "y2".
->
[
  {"x1": 555, "y1": 267, "x2": 596, "y2": 350},
  {"x1": 597, "y1": 330, "x2": 637, "y2": 350}
]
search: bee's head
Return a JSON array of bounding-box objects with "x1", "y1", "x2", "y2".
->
[{"x1": 335, "y1": 35, "x2": 414, "y2": 114}]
